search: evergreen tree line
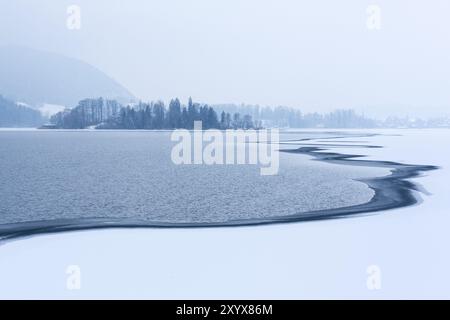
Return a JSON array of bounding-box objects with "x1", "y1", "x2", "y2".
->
[{"x1": 52, "y1": 97, "x2": 257, "y2": 130}]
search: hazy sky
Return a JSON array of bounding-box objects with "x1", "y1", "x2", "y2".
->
[{"x1": 1, "y1": 0, "x2": 449, "y2": 117}]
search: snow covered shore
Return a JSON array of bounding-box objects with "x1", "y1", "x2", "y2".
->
[{"x1": 0, "y1": 129, "x2": 449, "y2": 299}]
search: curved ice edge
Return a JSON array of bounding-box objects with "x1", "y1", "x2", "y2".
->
[{"x1": 0, "y1": 146, "x2": 439, "y2": 242}]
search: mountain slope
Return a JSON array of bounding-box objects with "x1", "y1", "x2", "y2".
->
[
  {"x1": 0, "y1": 46, "x2": 135, "y2": 107},
  {"x1": 0, "y1": 95, "x2": 45, "y2": 127}
]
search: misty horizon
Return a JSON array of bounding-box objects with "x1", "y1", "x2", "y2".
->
[{"x1": 1, "y1": 0, "x2": 449, "y2": 118}]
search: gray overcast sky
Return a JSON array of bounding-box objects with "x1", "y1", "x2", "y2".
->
[{"x1": 1, "y1": 0, "x2": 449, "y2": 117}]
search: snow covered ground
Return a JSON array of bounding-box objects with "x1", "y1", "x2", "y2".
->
[{"x1": 0, "y1": 129, "x2": 449, "y2": 299}]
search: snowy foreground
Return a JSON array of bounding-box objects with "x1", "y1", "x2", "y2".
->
[{"x1": 0, "y1": 129, "x2": 449, "y2": 299}]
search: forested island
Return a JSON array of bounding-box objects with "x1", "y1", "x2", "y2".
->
[{"x1": 50, "y1": 97, "x2": 258, "y2": 130}]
